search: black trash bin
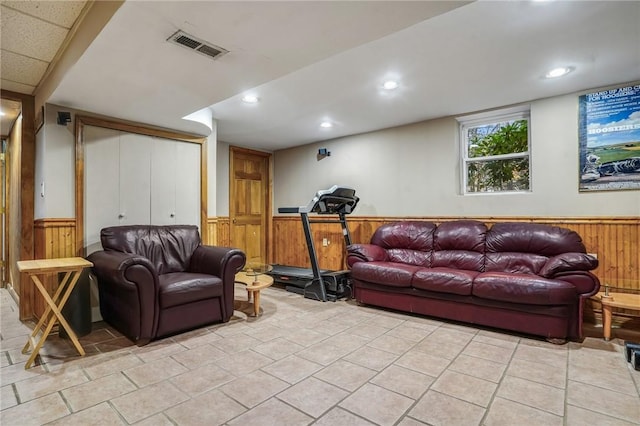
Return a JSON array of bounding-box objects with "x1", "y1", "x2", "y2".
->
[{"x1": 60, "y1": 268, "x2": 92, "y2": 338}]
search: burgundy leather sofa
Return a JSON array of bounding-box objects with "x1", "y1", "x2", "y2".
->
[
  {"x1": 87, "y1": 225, "x2": 246, "y2": 345},
  {"x1": 347, "y1": 220, "x2": 600, "y2": 342}
]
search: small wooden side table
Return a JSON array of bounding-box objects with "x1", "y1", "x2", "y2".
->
[
  {"x1": 592, "y1": 291, "x2": 640, "y2": 341},
  {"x1": 17, "y1": 257, "x2": 93, "y2": 369},
  {"x1": 235, "y1": 271, "x2": 274, "y2": 317}
]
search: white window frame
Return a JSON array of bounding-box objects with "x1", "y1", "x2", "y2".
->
[{"x1": 458, "y1": 105, "x2": 532, "y2": 195}]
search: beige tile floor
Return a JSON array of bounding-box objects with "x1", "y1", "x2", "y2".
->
[{"x1": 1, "y1": 285, "x2": 639, "y2": 426}]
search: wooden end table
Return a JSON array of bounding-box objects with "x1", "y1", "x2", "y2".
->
[
  {"x1": 592, "y1": 291, "x2": 640, "y2": 341},
  {"x1": 17, "y1": 257, "x2": 93, "y2": 369},
  {"x1": 235, "y1": 265, "x2": 273, "y2": 317}
]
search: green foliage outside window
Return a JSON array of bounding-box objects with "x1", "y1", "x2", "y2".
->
[{"x1": 465, "y1": 119, "x2": 530, "y2": 193}]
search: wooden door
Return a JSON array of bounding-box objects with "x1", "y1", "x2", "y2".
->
[{"x1": 230, "y1": 147, "x2": 271, "y2": 265}]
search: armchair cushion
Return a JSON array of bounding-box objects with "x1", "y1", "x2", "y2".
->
[
  {"x1": 159, "y1": 273, "x2": 223, "y2": 308},
  {"x1": 100, "y1": 225, "x2": 200, "y2": 274}
]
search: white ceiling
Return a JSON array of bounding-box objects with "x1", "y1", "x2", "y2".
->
[{"x1": 4, "y1": 1, "x2": 640, "y2": 151}]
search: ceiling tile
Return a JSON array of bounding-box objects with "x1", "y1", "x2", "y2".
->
[
  {"x1": 0, "y1": 79, "x2": 35, "y2": 95},
  {"x1": 1, "y1": 50, "x2": 49, "y2": 86},
  {"x1": 2, "y1": 1, "x2": 86, "y2": 29},
  {"x1": 1, "y1": 5, "x2": 69, "y2": 62}
]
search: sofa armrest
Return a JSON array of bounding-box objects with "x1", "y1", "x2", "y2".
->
[
  {"x1": 540, "y1": 253, "x2": 598, "y2": 278},
  {"x1": 86, "y1": 250, "x2": 159, "y2": 344},
  {"x1": 347, "y1": 244, "x2": 388, "y2": 267}
]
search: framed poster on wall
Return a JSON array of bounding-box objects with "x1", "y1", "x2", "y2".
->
[{"x1": 579, "y1": 83, "x2": 640, "y2": 191}]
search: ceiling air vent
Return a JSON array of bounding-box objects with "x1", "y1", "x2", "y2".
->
[{"x1": 167, "y1": 30, "x2": 228, "y2": 60}]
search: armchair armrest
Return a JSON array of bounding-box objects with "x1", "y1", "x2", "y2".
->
[
  {"x1": 347, "y1": 244, "x2": 388, "y2": 267},
  {"x1": 189, "y1": 245, "x2": 247, "y2": 278},
  {"x1": 190, "y1": 245, "x2": 246, "y2": 321},
  {"x1": 87, "y1": 250, "x2": 159, "y2": 344},
  {"x1": 88, "y1": 250, "x2": 157, "y2": 284},
  {"x1": 540, "y1": 252, "x2": 598, "y2": 278}
]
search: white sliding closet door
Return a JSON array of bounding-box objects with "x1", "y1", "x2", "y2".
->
[
  {"x1": 84, "y1": 126, "x2": 120, "y2": 255},
  {"x1": 174, "y1": 141, "x2": 201, "y2": 226},
  {"x1": 85, "y1": 127, "x2": 202, "y2": 255},
  {"x1": 119, "y1": 133, "x2": 152, "y2": 226},
  {"x1": 151, "y1": 138, "x2": 176, "y2": 225},
  {"x1": 151, "y1": 138, "x2": 200, "y2": 226},
  {"x1": 86, "y1": 130, "x2": 153, "y2": 255}
]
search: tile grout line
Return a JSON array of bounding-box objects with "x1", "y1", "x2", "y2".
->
[{"x1": 478, "y1": 337, "x2": 523, "y2": 426}]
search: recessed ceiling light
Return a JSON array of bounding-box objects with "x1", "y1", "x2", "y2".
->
[
  {"x1": 320, "y1": 121, "x2": 333, "y2": 128},
  {"x1": 241, "y1": 94, "x2": 259, "y2": 104},
  {"x1": 545, "y1": 67, "x2": 573, "y2": 78},
  {"x1": 0, "y1": 111, "x2": 5, "y2": 116},
  {"x1": 382, "y1": 80, "x2": 399, "y2": 90}
]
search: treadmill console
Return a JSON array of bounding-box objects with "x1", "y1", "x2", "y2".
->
[{"x1": 302, "y1": 185, "x2": 359, "y2": 214}]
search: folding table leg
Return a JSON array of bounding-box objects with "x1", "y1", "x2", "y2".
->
[{"x1": 22, "y1": 270, "x2": 85, "y2": 369}]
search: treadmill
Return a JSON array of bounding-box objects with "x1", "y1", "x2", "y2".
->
[{"x1": 272, "y1": 185, "x2": 359, "y2": 301}]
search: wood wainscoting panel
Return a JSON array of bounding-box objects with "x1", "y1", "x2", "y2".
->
[
  {"x1": 30, "y1": 219, "x2": 77, "y2": 320},
  {"x1": 207, "y1": 217, "x2": 230, "y2": 247},
  {"x1": 273, "y1": 216, "x2": 639, "y2": 327}
]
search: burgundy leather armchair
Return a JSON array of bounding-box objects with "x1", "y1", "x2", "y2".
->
[{"x1": 87, "y1": 225, "x2": 246, "y2": 345}]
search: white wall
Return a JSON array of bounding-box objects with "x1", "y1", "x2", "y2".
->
[
  {"x1": 273, "y1": 91, "x2": 640, "y2": 217},
  {"x1": 34, "y1": 117, "x2": 46, "y2": 219},
  {"x1": 34, "y1": 104, "x2": 76, "y2": 219}
]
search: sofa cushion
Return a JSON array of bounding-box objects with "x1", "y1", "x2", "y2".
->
[
  {"x1": 412, "y1": 267, "x2": 478, "y2": 295},
  {"x1": 485, "y1": 252, "x2": 548, "y2": 275},
  {"x1": 351, "y1": 261, "x2": 421, "y2": 288},
  {"x1": 371, "y1": 221, "x2": 435, "y2": 267},
  {"x1": 159, "y1": 272, "x2": 223, "y2": 308},
  {"x1": 432, "y1": 221, "x2": 487, "y2": 271},
  {"x1": 486, "y1": 222, "x2": 587, "y2": 256},
  {"x1": 473, "y1": 272, "x2": 577, "y2": 305},
  {"x1": 386, "y1": 249, "x2": 431, "y2": 267}
]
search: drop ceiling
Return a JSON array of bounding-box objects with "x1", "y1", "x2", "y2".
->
[
  {"x1": 0, "y1": 0, "x2": 88, "y2": 135},
  {"x1": 2, "y1": 1, "x2": 639, "y2": 151}
]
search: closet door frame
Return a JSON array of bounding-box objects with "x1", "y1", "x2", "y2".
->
[{"x1": 75, "y1": 115, "x2": 207, "y2": 256}]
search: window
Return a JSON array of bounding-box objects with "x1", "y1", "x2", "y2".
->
[{"x1": 459, "y1": 107, "x2": 531, "y2": 194}]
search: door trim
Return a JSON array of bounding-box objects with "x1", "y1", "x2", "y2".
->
[
  {"x1": 75, "y1": 115, "x2": 208, "y2": 255},
  {"x1": 0, "y1": 89, "x2": 35, "y2": 320},
  {"x1": 229, "y1": 146, "x2": 272, "y2": 263}
]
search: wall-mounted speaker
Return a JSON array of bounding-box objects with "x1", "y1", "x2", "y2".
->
[{"x1": 57, "y1": 111, "x2": 71, "y2": 125}]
